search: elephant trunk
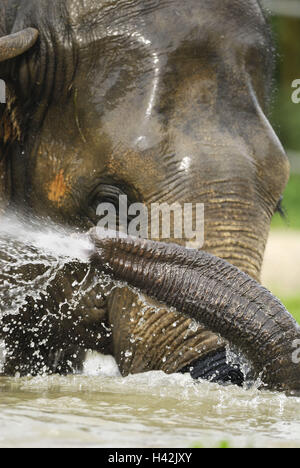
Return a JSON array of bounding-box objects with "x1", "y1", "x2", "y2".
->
[{"x1": 90, "y1": 229, "x2": 300, "y2": 395}]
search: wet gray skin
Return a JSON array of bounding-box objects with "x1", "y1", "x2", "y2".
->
[{"x1": 0, "y1": 0, "x2": 291, "y2": 380}]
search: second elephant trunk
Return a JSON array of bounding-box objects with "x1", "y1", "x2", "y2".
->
[{"x1": 90, "y1": 230, "x2": 300, "y2": 395}]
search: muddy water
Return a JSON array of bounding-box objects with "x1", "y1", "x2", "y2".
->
[
  {"x1": 0, "y1": 357, "x2": 300, "y2": 448},
  {"x1": 1, "y1": 215, "x2": 300, "y2": 448}
]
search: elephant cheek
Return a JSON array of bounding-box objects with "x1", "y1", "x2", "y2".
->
[
  {"x1": 47, "y1": 170, "x2": 71, "y2": 208},
  {"x1": 0, "y1": 156, "x2": 10, "y2": 214},
  {"x1": 107, "y1": 286, "x2": 226, "y2": 376}
]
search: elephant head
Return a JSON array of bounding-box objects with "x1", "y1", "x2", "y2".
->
[{"x1": 0, "y1": 0, "x2": 290, "y2": 380}]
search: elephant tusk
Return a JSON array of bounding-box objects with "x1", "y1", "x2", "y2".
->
[{"x1": 0, "y1": 28, "x2": 39, "y2": 63}]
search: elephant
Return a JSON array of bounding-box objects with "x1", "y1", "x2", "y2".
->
[{"x1": 0, "y1": 0, "x2": 291, "y2": 384}]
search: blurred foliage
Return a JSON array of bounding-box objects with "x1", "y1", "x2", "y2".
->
[
  {"x1": 190, "y1": 440, "x2": 255, "y2": 448},
  {"x1": 191, "y1": 440, "x2": 232, "y2": 448},
  {"x1": 270, "y1": 15, "x2": 300, "y2": 152},
  {"x1": 271, "y1": 174, "x2": 300, "y2": 229}
]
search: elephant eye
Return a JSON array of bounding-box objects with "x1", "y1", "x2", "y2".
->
[
  {"x1": 88, "y1": 184, "x2": 125, "y2": 218},
  {"x1": 87, "y1": 183, "x2": 137, "y2": 227},
  {"x1": 92, "y1": 185, "x2": 125, "y2": 208}
]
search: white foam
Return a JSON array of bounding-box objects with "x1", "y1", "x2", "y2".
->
[{"x1": 0, "y1": 214, "x2": 93, "y2": 263}]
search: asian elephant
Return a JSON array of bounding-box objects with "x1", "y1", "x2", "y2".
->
[{"x1": 0, "y1": 0, "x2": 292, "y2": 386}]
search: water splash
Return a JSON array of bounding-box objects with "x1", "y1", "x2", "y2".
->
[
  {"x1": 0, "y1": 213, "x2": 93, "y2": 263},
  {"x1": 0, "y1": 213, "x2": 94, "y2": 317},
  {"x1": 0, "y1": 213, "x2": 115, "y2": 375}
]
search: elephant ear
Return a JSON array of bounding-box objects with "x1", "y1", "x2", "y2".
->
[
  {"x1": 0, "y1": 27, "x2": 39, "y2": 144},
  {"x1": 0, "y1": 28, "x2": 38, "y2": 210},
  {"x1": 0, "y1": 27, "x2": 39, "y2": 63}
]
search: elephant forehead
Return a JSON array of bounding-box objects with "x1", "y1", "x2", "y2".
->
[{"x1": 65, "y1": 0, "x2": 269, "y2": 50}]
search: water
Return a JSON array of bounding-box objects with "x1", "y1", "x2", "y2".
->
[
  {"x1": 1, "y1": 359, "x2": 300, "y2": 448},
  {"x1": 1, "y1": 214, "x2": 300, "y2": 448},
  {"x1": 0, "y1": 213, "x2": 94, "y2": 318},
  {"x1": 0, "y1": 213, "x2": 108, "y2": 375},
  {"x1": 0, "y1": 214, "x2": 93, "y2": 262}
]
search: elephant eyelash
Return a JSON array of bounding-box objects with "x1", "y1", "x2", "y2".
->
[{"x1": 275, "y1": 196, "x2": 286, "y2": 219}]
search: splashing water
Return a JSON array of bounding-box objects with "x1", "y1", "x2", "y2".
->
[
  {"x1": 0, "y1": 213, "x2": 93, "y2": 262},
  {"x1": 0, "y1": 213, "x2": 112, "y2": 375},
  {"x1": 0, "y1": 213, "x2": 94, "y2": 317}
]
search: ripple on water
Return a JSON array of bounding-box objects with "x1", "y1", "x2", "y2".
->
[{"x1": 0, "y1": 359, "x2": 300, "y2": 448}]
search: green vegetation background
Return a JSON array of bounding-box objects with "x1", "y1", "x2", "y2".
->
[
  {"x1": 272, "y1": 175, "x2": 300, "y2": 322},
  {"x1": 270, "y1": 15, "x2": 300, "y2": 323}
]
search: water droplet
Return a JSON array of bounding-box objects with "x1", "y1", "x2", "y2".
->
[{"x1": 188, "y1": 320, "x2": 199, "y2": 332}]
